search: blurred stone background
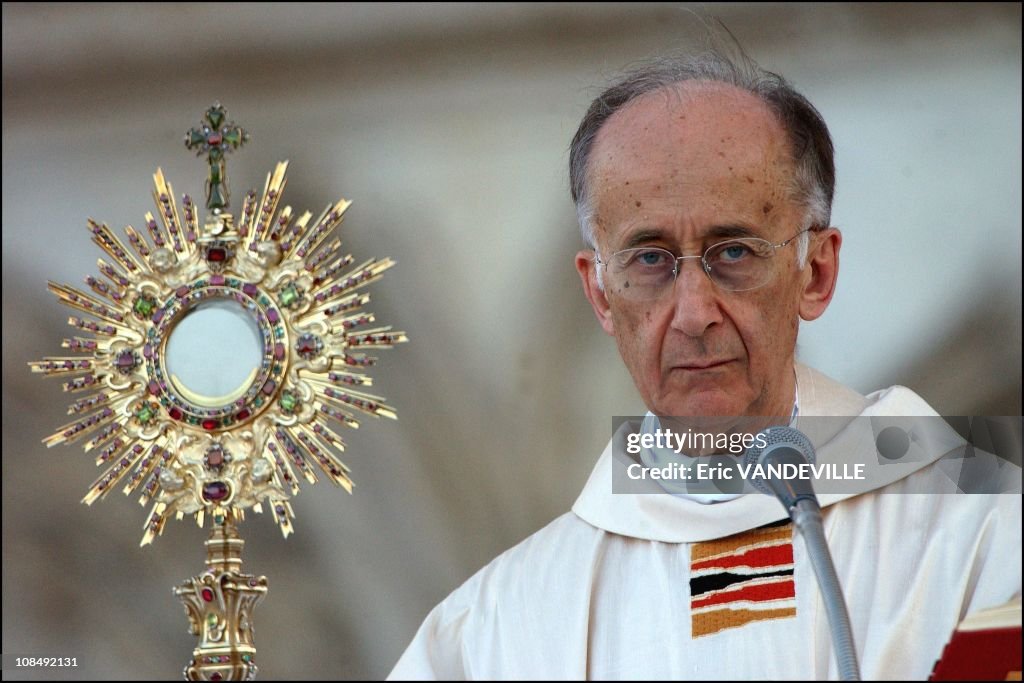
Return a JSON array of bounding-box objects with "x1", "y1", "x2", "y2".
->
[{"x1": 3, "y1": 3, "x2": 1020, "y2": 679}]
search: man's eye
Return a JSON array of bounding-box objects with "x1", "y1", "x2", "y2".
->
[
  {"x1": 634, "y1": 250, "x2": 668, "y2": 266},
  {"x1": 719, "y1": 244, "x2": 752, "y2": 262}
]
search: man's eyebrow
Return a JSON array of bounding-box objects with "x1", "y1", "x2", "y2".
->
[
  {"x1": 707, "y1": 224, "x2": 763, "y2": 240},
  {"x1": 621, "y1": 229, "x2": 666, "y2": 249}
]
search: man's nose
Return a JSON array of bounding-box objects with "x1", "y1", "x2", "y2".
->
[{"x1": 668, "y1": 257, "x2": 724, "y2": 337}]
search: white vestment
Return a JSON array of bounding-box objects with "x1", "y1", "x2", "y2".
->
[{"x1": 389, "y1": 365, "x2": 1022, "y2": 680}]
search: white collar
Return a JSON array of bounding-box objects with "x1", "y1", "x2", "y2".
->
[{"x1": 571, "y1": 363, "x2": 956, "y2": 543}]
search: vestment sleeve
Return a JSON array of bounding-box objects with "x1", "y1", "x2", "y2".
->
[
  {"x1": 961, "y1": 493, "x2": 1023, "y2": 616},
  {"x1": 388, "y1": 597, "x2": 471, "y2": 680}
]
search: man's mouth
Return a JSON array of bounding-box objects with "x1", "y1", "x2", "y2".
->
[{"x1": 672, "y1": 359, "x2": 734, "y2": 371}]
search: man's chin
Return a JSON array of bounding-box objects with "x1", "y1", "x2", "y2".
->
[
  {"x1": 651, "y1": 389, "x2": 753, "y2": 419},
  {"x1": 649, "y1": 370, "x2": 755, "y2": 417}
]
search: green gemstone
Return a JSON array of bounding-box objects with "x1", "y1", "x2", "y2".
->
[
  {"x1": 214, "y1": 514, "x2": 224, "y2": 525},
  {"x1": 207, "y1": 613, "x2": 218, "y2": 628},
  {"x1": 280, "y1": 284, "x2": 299, "y2": 307},
  {"x1": 207, "y1": 106, "x2": 224, "y2": 129},
  {"x1": 189, "y1": 129, "x2": 205, "y2": 146},
  {"x1": 135, "y1": 404, "x2": 155, "y2": 424},
  {"x1": 280, "y1": 392, "x2": 298, "y2": 413},
  {"x1": 133, "y1": 296, "x2": 155, "y2": 318},
  {"x1": 224, "y1": 129, "x2": 241, "y2": 146},
  {"x1": 242, "y1": 654, "x2": 252, "y2": 663},
  {"x1": 209, "y1": 147, "x2": 223, "y2": 162},
  {"x1": 209, "y1": 184, "x2": 227, "y2": 210}
]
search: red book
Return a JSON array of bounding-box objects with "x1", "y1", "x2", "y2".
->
[{"x1": 930, "y1": 600, "x2": 1022, "y2": 681}]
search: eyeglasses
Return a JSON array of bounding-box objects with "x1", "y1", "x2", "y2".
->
[{"x1": 594, "y1": 228, "x2": 816, "y2": 301}]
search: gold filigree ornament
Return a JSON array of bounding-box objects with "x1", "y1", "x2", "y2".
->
[{"x1": 29, "y1": 103, "x2": 407, "y2": 680}]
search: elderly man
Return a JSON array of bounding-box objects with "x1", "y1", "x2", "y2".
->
[{"x1": 390, "y1": 50, "x2": 1021, "y2": 680}]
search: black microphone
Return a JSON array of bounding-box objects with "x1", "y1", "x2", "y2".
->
[
  {"x1": 743, "y1": 426, "x2": 819, "y2": 512},
  {"x1": 744, "y1": 425, "x2": 861, "y2": 681}
]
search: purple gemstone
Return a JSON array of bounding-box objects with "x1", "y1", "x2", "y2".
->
[
  {"x1": 242, "y1": 283, "x2": 258, "y2": 297},
  {"x1": 151, "y1": 309, "x2": 164, "y2": 324},
  {"x1": 148, "y1": 381, "x2": 160, "y2": 395},
  {"x1": 262, "y1": 379, "x2": 276, "y2": 395},
  {"x1": 274, "y1": 343, "x2": 285, "y2": 360},
  {"x1": 116, "y1": 351, "x2": 135, "y2": 369},
  {"x1": 202, "y1": 481, "x2": 230, "y2": 502},
  {"x1": 176, "y1": 286, "x2": 190, "y2": 298},
  {"x1": 267, "y1": 309, "x2": 279, "y2": 323},
  {"x1": 206, "y1": 448, "x2": 225, "y2": 468},
  {"x1": 143, "y1": 344, "x2": 153, "y2": 359},
  {"x1": 210, "y1": 274, "x2": 225, "y2": 286}
]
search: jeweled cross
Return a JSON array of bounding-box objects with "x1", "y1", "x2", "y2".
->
[{"x1": 184, "y1": 103, "x2": 250, "y2": 211}]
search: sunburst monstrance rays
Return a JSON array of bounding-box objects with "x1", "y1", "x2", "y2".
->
[{"x1": 30, "y1": 149, "x2": 407, "y2": 545}]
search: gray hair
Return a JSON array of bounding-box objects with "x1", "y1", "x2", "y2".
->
[{"x1": 569, "y1": 48, "x2": 835, "y2": 269}]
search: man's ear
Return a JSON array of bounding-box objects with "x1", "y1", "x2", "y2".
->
[
  {"x1": 799, "y1": 228, "x2": 842, "y2": 321},
  {"x1": 576, "y1": 250, "x2": 615, "y2": 336}
]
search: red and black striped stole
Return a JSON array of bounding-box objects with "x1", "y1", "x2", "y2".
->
[{"x1": 689, "y1": 519, "x2": 796, "y2": 637}]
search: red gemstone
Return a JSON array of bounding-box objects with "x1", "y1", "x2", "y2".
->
[
  {"x1": 236, "y1": 409, "x2": 251, "y2": 421},
  {"x1": 209, "y1": 274, "x2": 225, "y2": 286},
  {"x1": 169, "y1": 408, "x2": 183, "y2": 420},
  {"x1": 201, "y1": 588, "x2": 214, "y2": 602},
  {"x1": 207, "y1": 133, "x2": 222, "y2": 146},
  {"x1": 274, "y1": 343, "x2": 285, "y2": 360},
  {"x1": 207, "y1": 247, "x2": 226, "y2": 262},
  {"x1": 296, "y1": 335, "x2": 318, "y2": 356},
  {"x1": 210, "y1": 673, "x2": 222, "y2": 682},
  {"x1": 202, "y1": 481, "x2": 230, "y2": 502},
  {"x1": 202, "y1": 419, "x2": 219, "y2": 430},
  {"x1": 206, "y1": 449, "x2": 224, "y2": 467}
]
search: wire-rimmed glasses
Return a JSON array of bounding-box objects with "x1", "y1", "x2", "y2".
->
[{"x1": 594, "y1": 228, "x2": 816, "y2": 301}]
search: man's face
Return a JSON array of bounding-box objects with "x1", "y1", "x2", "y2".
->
[{"x1": 576, "y1": 83, "x2": 840, "y2": 418}]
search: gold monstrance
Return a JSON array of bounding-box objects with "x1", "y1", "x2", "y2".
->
[{"x1": 29, "y1": 104, "x2": 407, "y2": 680}]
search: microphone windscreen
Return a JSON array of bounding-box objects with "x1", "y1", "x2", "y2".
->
[{"x1": 744, "y1": 426, "x2": 817, "y2": 495}]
